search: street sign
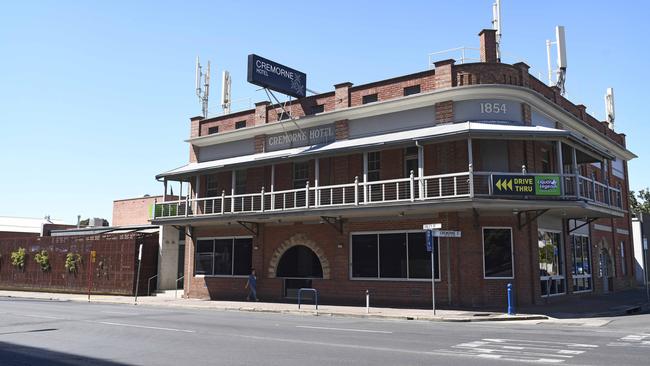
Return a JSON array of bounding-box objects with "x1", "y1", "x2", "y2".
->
[
  {"x1": 423, "y1": 223, "x2": 442, "y2": 230},
  {"x1": 644, "y1": 237, "x2": 648, "y2": 250},
  {"x1": 492, "y1": 175, "x2": 561, "y2": 196},
  {"x1": 426, "y1": 230, "x2": 434, "y2": 252},
  {"x1": 430, "y1": 230, "x2": 462, "y2": 238}
]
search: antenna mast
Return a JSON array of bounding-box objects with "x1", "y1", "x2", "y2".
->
[
  {"x1": 492, "y1": 0, "x2": 502, "y2": 61},
  {"x1": 605, "y1": 88, "x2": 615, "y2": 130},
  {"x1": 195, "y1": 57, "x2": 211, "y2": 117},
  {"x1": 221, "y1": 70, "x2": 232, "y2": 115},
  {"x1": 546, "y1": 26, "x2": 567, "y2": 95}
]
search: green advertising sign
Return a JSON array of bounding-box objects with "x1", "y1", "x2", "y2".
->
[{"x1": 534, "y1": 175, "x2": 561, "y2": 196}]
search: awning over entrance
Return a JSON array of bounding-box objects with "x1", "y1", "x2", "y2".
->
[{"x1": 156, "y1": 122, "x2": 614, "y2": 181}]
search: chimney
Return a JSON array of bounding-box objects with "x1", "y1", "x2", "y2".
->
[
  {"x1": 479, "y1": 29, "x2": 498, "y2": 63},
  {"x1": 334, "y1": 82, "x2": 352, "y2": 110}
]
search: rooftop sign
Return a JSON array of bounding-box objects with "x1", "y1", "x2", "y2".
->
[{"x1": 247, "y1": 54, "x2": 307, "y2": 98}]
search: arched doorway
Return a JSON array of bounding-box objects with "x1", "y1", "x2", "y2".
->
[{"x1": 276, "y1": 245, "x2": 323, "y2": 298}]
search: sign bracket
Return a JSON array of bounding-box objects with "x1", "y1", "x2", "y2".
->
[
  {"x1": 237, "y1": 221, "x2": 259, "y2": 236},
  {"x1": 517, "y1": 209, "x2": 549, "y2": 230},
  {"x1": 567, "y1": 218, "x2": 597, "y2": 234},
  {"x1": 321, "y1": 216, "x2": 343, "y2": 234}
]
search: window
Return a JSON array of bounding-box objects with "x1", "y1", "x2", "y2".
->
[
  {"x1": 541, "y1": 149, "x2": 552, "y2": 173},
  {"x1": 362, "y1": 93, "x2": 378, "y2": 104},
  {"x1": 612, "y1": 158, "x2": 625, "y2": 179},
  {"x1": 571, "y1": 235, "x2": 592, "y2": 292},
  {"x1": 620, "y1": 241, "x2": 626, "y2": 276},
  {"x1": 404, "y1": 146, "x2": 418, "y2": 177},
  {"x1": 367, "y1": 152, "x2": 381, "y2": 181},
  {"x1": 538, "y1": 230, "x2": 565, "y2": 296},
  {"x1": 234, "y1": 170, "x2": 246, "y2": 194},
  {"x1": 403, "y1": 85, "x2": 421, "y2": 96},
  {"x1": 278, "y1": 111, "x2": 290, "y2": 121},
  {"x1": 351, "y1": 232, "x2": 439, "y2": 280},
  {"x1": 483, "y1": 228, "x2": 514, "y2": 278},
  {"x1": 208, "y1": 126, "x2": 219, "y2": 134},
  {"x1": 235, "y1": 120, "x2": 246, "y2": 129},
  {"x1": 293, "y1": 161, "x2": 309, "y2": 189},
  {"x1": 206, "y1": 174, "x2": 219, "y2": 197},
  {"x1": 311, "y1": 104, "x2": 324, "y2": 114},
  {"x1": 194, "y1": 237, "x2": 252, "y2": 276}
]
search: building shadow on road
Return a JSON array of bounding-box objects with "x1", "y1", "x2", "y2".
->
[{"x1": 0, "y1": 340, "x2": 130, "y2": 366}]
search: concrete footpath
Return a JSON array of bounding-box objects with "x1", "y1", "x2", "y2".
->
[
  {"x1": 1, "y1": 289, "x2": 648, "y2": 323},
  {"x1": 0, "y1": 290, "x2": 547, "y2": 322}
]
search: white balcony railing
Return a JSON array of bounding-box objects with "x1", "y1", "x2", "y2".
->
[
  {"x1": 151, "y1": 172, "x2": 470, "y2": 219},
  {"x1": 151, "y1": 171, "x2": 623, "y2": 220}
]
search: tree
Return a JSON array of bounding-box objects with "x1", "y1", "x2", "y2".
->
[{"x1": 629, "y1": 188, "x2": 650, "y2": 214}]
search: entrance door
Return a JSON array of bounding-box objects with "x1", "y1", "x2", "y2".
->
[
  {"x1": 276, "y1": 245, "x2": 323, "y2": 299},
  {"x1": 600, "y1": 248, "x2": 612, "y2": 293}
]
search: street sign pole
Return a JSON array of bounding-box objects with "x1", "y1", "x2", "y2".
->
[
  {"x1": 431, "y1": 238, "x2": 436, "y2": 316},
  {"x1": 134, "y1": 243, "x2": 143, "y2": 305},
  {"x1": 644, "y1": 237, "x2": 649, "y2": 302}
]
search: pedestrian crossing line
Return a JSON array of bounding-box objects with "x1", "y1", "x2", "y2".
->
[
  {"x1": 608, "y1": 333, "x2": 650, "y2": 348},
  {"x1": 444, "y1": 337, "x2": 597, "y2": 364}
]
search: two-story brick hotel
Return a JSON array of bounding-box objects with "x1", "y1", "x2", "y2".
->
[{"x1": 152, "y1": 29, "x2": 636, "y2": 309}]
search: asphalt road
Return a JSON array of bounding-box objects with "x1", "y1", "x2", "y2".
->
[{"x1": 0, "y1": 297, "x2": 648, "y2": 366}]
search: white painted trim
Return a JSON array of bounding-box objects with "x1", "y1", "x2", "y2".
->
[
  {"x1": 593, "y1": 224, "x2": 613, "y2": 232},
  {"x1": 482, "y1": 226, "x2": 515, "y2": 280},
  {"x1": 187, "y1": 85, "x2": 636, "y2": 161},
  {"x1": 616, "y1": 228, "x2": 629, "y2": 235}
]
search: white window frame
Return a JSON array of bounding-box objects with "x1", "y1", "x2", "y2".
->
[
  {"x1": 193, "y1": 235, "x2": 253, "y2": 278},
  {"x1": 538, "y1": 228, "x2": 566, "y2": 297},
  {"x1": 482, "y1": 226, "x2": 515, "y2": 280},
  {"x1": 349, "y1": 230, "x2": 441, "y2": 282},
  {"x1": 570, "y1": 234, "x2": 592, "y2": 293}
]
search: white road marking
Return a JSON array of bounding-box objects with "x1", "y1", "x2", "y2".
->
[
  {"x1": 295, "y1": 325, "x2": 392, "y2": 334},
  {"x1": 96, "y1": 321, "x2": 195, "y2": 333},
  {"x1": 19, "y1": 314, "x2": 64, "y2": 320},
  {"x1": 483, "y1": 338, "x2": 598, "y2": 348},
  {"x1": 608, "y1": 333, "x2": 650, "y2": 348},
  {"x1": 101, "y1": 311, "x2": 138, "y2": 316}
]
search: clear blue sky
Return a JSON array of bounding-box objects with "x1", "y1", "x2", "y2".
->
[{"x1": 1, "y1": 1, "x2": 648, "y2": 224}]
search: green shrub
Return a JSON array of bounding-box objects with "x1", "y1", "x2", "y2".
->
[
  {"x1": 34, "y1": 250, "x2": 50, "y2": 272},
  {"x1": 11, "y1": 248, "x2": 26, "y2": 270},
  {"x1": 65, "y1": 253, "x2": 82, "y2": 273}
]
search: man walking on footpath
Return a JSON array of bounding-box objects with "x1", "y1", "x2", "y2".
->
[{"x1": 245, "y1": 268, "x2": 259, "y2": 301}]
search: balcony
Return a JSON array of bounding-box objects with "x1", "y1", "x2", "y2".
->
[{"x1": 150, "y1": 170, "x2": 623, "y2": 221}]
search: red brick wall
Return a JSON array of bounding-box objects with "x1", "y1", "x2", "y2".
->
[{"x1": 113, "y1": 196, "x2": 165, "y2": 226}]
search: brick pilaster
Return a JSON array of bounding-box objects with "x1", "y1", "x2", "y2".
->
[
  {"x1": 254, "y1": 134, "x2": 266, "y2": 153},
  {"x1": 335, "y1": 120, "x2": 349, "y2": 140},
  {"x1": 255, "y1": 101, "x2": 270, "y2": 126},
  {"x1": 513, "y1": 62, "x2": 530, "y2": 88},
  {"x1": 434, "y1": 59, "x2": 455, "y2": 89},
  {"x1": 435, "y1": 100, "x2": 454, "y2": 124},
  {"x1": 334, "y1": 82, "x2": 352, "y2": 110},
  {"x1": 522, "y1": 103, "x2": 532, "y2": 126}
]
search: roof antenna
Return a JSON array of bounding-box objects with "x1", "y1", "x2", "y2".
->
[
  {"x1": 221, "y1": 70, "x2": 232, "y2": 115},
  {"x1": 546, "y1": 26, "x2": 567, "y2": 95},
  {"x1": 195, "y1": 56, "x2": 211, "y2": 117},
  {"x1": 492, "y1": 0, "x2": 502, "y2": 62},
  {"x1": 605, "y1": 88, "x2": 615, "y2": 130}
]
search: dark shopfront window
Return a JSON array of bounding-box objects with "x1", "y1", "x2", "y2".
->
[
  {"x1": 351, "y1": 232, "x2": 439, "y2": 280},
  {"x1": 194, "y1": 237, "x2": 252, "y2": 276},
  {"x1": 483, "y1": 228, "x2": 513, "y2": 278}
]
